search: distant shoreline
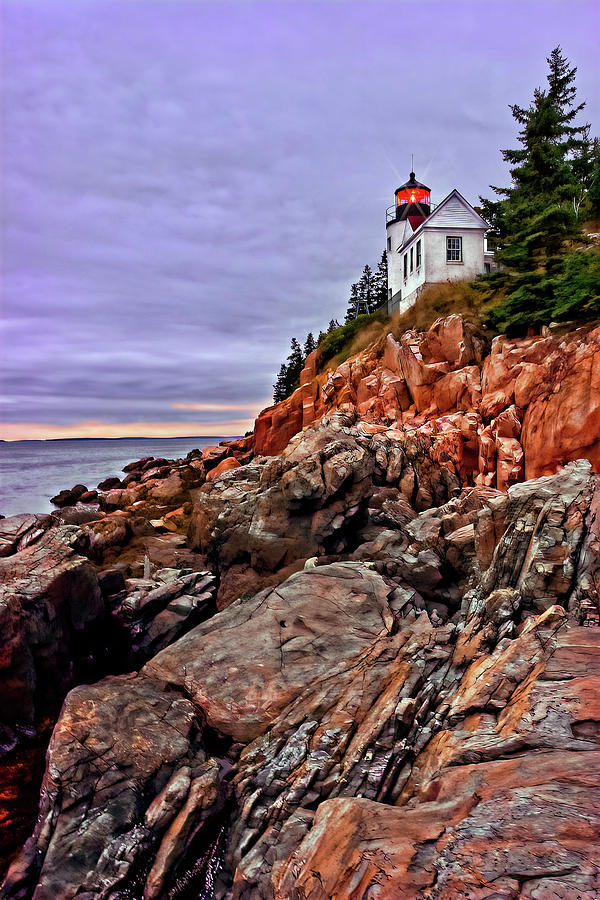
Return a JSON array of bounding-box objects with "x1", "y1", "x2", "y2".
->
[{"x1": 0, "y1": 435, "x2": 242, "y2": 444}]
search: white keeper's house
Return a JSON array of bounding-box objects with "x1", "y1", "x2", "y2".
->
[{"x1": 386, "y1": 172, "x2": 496, "y2": 315}]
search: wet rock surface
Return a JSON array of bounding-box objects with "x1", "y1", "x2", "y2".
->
[
  {"x1": 2, "y1": 317, "x2": 600, "y2": 898},
  {"x1": 3, "y1": 455, "x2": 600, "y2": 899}
]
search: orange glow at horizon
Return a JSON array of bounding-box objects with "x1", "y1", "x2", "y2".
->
[{"x1": 0, "y1": 418, "x2": 258, "y2": 442}]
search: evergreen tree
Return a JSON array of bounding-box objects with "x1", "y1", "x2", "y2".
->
[
  {"x1": 345, "y1": 283, "x2": 361, "y2": 323},
  {"x1": 358, "y1": 264, "x2": 374, "y2": 313},
  {"x1": 372, "y1": 251, "x2": 388, "y2": 308},
  {"x1": 345, "y1": 266, "x2": 375, "y2": 322},
  {"x1": 570, "y1": 131, "x2": 600, "y2": 220},
  {"x1": 285, "y1": 337, "x2": 304, "y2": 391},
  {"x1": 303, "y1": 332, "x2": 317, "y2": 357},
  {"x1": 327, "y1": 318, "x2": 340, "y2": 333},
  {"x1": 273, "y1": 363, "x2": 289, "y2": 403},
  {"x1": 272, "y1": 337, "x2": 305, "y2": 403},
  {"x1": 546, "y1": 46, "x2": 585, "y2": 123},
  {"x1": 477, "y1": 195, "x2": 507, "y2": 243},
  {"x1": 483, "y1": 47, "x2": 590, "y2": 330},
  {"x1": 586, "y1": 137, "x2": 600, "y2": 219},
  {"x1": 496, "y1": 88, "x2": 582, "y2": 272}
]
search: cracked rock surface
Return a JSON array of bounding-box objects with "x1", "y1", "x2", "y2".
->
[
  {"x1": 2, "y1": 317, "x2": 600, "y2": 898},
  {"x1": 2, "y1": 445, "x2": 600, "y2": 899}
]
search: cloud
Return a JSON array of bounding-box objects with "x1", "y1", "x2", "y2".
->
[{"x1": 2, "y1": 1, "x2": 599, "y2": 436}]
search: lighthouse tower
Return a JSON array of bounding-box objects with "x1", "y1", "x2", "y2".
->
[{"x1": 386, "y1": 171, "x2": 431, "y2": 310}]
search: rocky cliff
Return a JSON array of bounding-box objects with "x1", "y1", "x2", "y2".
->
[
  {"x1": 1, "y1": 316, "x2": 599, "y2": 899},
  {"x1": 254, "y1": 315, "x2": 600, "y2": 487}
]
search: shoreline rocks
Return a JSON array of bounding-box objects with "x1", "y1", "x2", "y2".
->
[{"x1": 1, "y1": 315, "x2": 600, "y2": 897}]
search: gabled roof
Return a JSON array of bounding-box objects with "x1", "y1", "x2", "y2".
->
[
  {"x1": 424, "y1": 189, "x2": 489, "y2": 230},
  {"x1": 396, "y1": 189, "x2": 489, "y2": 253}
]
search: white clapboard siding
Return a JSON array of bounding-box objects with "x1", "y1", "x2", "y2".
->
[{"x1": 428, "y1": 194, "x2": 484, "y2": 228}]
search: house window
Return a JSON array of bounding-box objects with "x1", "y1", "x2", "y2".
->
[
  {"x1": 416, "y1": 240, "x2": 422, "y2": 268},
  {"x1": 484, "y1": 263, "x2": 491, "y2": 274},
  {"x1": 403, "y1": 255, "x2": 407, "y2": 279},
  {"x1": 446, "y1": 236, "x2": 462, "y2": 262},
  {"x1": 410, "y1": 247, "x2": 414, "y2": 272},
  {"x1": 387, "y1": 236, "x2": 391, "y2": 251}
]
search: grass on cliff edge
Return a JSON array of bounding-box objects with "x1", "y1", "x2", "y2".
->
[
  {"x1": 390, "y1": 279, "x2": 502, "y2": 342},
  {"x1": 316, "y1": 311, "x2": 389, "y2": 372},
  {"x1": 316, "y1": 247, "x2": 600, "y2": 376},
  {"x1": 315, "y1": 280, "x2": 502, "y2": 373}
]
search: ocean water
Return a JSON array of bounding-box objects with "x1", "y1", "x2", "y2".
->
[{"x1": 0, "y1": 437, "x2": 231, "y2": 517}]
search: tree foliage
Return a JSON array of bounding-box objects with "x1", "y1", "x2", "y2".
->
[
  {"x1": 372, "y1": 251, "x2": 389, "y2": 309},
  {"x1": 344, "y1": 252, "x2": 388, "y2": 322},
  {"x1": 272, "y1": 337, "x2": 304, "y2": 402},
  {"x1": 303, "y1": 332, "x2": 317, "y2": 357},
  {"x1": 345, "y1": 265, "x2": 374, "y2": 322},
  {"x1": 483, "y1": 46, "x2": 599, "y2": 332}
]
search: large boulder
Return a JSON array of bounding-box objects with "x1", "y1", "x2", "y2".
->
[
  {"x1": 0, "y1": 526, "x2": 104, "y2": 744},
  {"x1": 1, "y1": 676, "x2": 211, "y2": 900},
  {"x1": 0, "y1": 514, "x2": 54, "y2": 558},
  {"x1": 419, "y1": 313, "x2": 484, "y2": 368},
  {"x1": 144, "y1": 562, "x2": 396, "y2": 742},
  {"x1": 188, "y1": 414, "x2": 460, "y2": 606},
  {"x1": 2, "y1": 561, "x2": 402, "y2": 898}
]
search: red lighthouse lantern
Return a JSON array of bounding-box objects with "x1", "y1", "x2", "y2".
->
[{"x1": 394, "y1": 172, "x2": 431, "y2": 230}]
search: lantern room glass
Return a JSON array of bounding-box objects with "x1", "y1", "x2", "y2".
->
[{"x1": 395, "y1": 187, "x2": 431, "y2": 207}]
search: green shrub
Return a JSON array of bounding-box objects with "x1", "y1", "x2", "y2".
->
[{"x1": 315, "y1": 311, "x2": 388, "y2": 370}]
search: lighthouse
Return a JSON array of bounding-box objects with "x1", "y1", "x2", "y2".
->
[
  {"x1": 385, "y1": 171, "x2": 432, "y2": 313},
  {"x1": 385, "y1": 172, "x2": 495, "y2": 315}
]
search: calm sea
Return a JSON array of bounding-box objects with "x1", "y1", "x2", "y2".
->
[{"x1": 0, "y1": 437, "x2": 231, "y2": 517}]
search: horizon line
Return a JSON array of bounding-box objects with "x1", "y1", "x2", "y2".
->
[{"x1": 0, "y1": 434, "x2": 244, "y2": 444}]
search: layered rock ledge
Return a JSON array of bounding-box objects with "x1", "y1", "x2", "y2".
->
[{"x1": 1, "y1": 315, "x2": 599, "y2": 898}]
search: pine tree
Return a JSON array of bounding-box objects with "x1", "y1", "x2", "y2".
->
[
  {"x1": 272, "y1": 337, "x2": 306, "y2": 403},
  {"x1": 586, "y1": 138, "x2": 600, "y2": 219},
  {"x1": 496, "y1": 88, "x2": 582, "y2": 273},
  {"x1": 317, "y1": 329, "x2": 327, "y2": 345},
  {"x1": 357, "y1": 264, "x2": 374, "y2": 314},
  {"x1": 327, "y1": 319, "x2": 340, "y2": 333},
  {"x1": 546, "y1": 46, "x2": 585, "y2": 124},
  {"x1": 345, "y1": 283, "x2": 361, "y2": 323},
  {"x1": 570, "y1": 130, "x2": 600, "y2": 220},
  {"x1": 285, "y1": 338, "x2": 304, "y2": 393},
  {"x1": 273, "y1": 363, "x2": 289, "y2": 403},
  {"x1": 372, "y1": 251, "x2": 388, "y2": 309},
  {"x1": 483, "y1": 47, "x2": 590, "y2": 330},
  {"x1": 303, "y1": 332, "x2": 317, "y2": 357},
  {"x1": 477, "y1": 195, "x2": 507, "y2": 243}
]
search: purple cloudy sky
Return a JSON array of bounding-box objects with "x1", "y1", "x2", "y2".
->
[{"x1": 2, "y1": 0, "x2": 599, "y2": 438}]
